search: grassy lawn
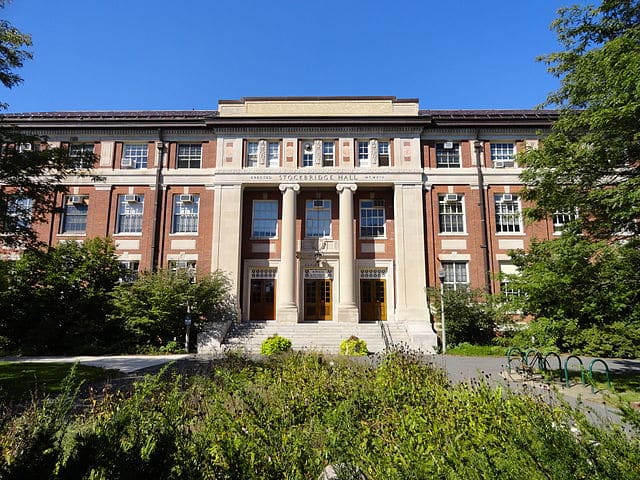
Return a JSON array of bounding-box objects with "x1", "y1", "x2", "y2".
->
[
  {"x1": 446, "y1": 343, "x2": 506, "y2": 356},
  {"x1": 0, "y1": 362, "x2": 120, "y2": 402}
]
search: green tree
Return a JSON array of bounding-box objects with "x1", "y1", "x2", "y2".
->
[
  {"x1": 109, "y1": 269, "x2": 234, "y2": 351},
  {"x1": 507, "y1": 236, "x2": 640, "y2": 357},
  {"x1": 0, "y1": 237, "x2": 124, "y2": 354},
  {"x1": 519, "y1": 0, "x2": 640, "y2": 240}
]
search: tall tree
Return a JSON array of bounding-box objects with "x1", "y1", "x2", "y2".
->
[
  {"x1": 0, "y1": 1, "x2": 97, "y2": 248},
  {"x1": 519, "y1": 0, "x2": 640, "y2": 240}
]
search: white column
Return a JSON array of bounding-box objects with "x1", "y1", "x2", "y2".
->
[
  {"x1": 336, "y1": 183, "x2": 359, "y2": 323},
  {"x1": 277, "y1": 183, "x2": 300, "y2": 323}
]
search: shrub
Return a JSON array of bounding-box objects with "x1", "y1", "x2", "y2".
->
[
  {"x1": 158, "y1": 340, "x2": 186, "y2": 354},
  {"x1": 339, "y1": 336, "x2": 368, "y2": 356},
  {"x1": 260, "y1": 334, "x2": 292, "y2": 355}
]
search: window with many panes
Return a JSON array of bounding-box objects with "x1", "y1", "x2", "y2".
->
[
  {"x1": 553, "y1": 210, "x2": 578, "y2": 234},
  {"x1": 61, "y1": 195, "x2": 88, "y2": 233},
  {"x1": 441, "y1": 261, "x2": 468, "y2": 290},
  {"x1": 305, "y1": 199, "x2": 331, "y2": 237},
  {"x1": 358, "y1": 141, "x2": 370, "y2": 167},
  {"x1": 252, "y1": 200, "x2": 278, "y2": 238},
  {"x1": 119, "y1": 260, "x2": 140, "y2": 282},
  {"x1": 378, "y1": 141, "x2": 390, "y2": 166},
  {"x1": 117, "y1": 194, "x2": 144, "y2": 233},
  {"x1": 267, "y1": 142, "x2": 279, "y2": 167},
  {"x1": 360, "y1": 199, "x2": 385, "y2": 238},
  {"x1": 495, "y1": 194, "x2": 521, "y2": 233},
  {"x1": 172, "y1": 194, "x2": 199, "y2": 233},
  {"x1": 122, "y1": 144, "x2": 148, "y2": 169},
  {"x1": 246, "y1": 142, "x2": 259, "y2": 167},
  {"x1": 3, "y1": 196, "x2": 32, "y2": 232},
  {"x1": 302, "y1": 142, "x2": 314, "y2": 167},
  {"x1": 438, "y1": 194, "x2": 465, "y2": 233},
  {"x1": 436, "y1": 142, "x2": 461, "y2": 168},
  {"x1": 322, "y1": 141, "x2": 334, "y2": 167},
  {"x1": 499, "y1": 261, "x2": 521, "y2": 299},
  {"x1": 177, "y1": 144, "x2": 202, "y2": 168},
  {"x1": 69, "y1": 143, "x2": 94, "y2": 168},
  {"x1": 490, "y1": 143, "x2": 515, "y2": 167},
  {"x1": 168, "y1": 260, "x2": 197, "y2": 281}
]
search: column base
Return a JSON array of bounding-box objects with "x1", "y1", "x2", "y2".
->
[
  {"x1": 337, "y1": 305, "x2": 360, "y2": 323},
  {"x1": 276, "y1": 305, "x2": 299, "y2": 324}
]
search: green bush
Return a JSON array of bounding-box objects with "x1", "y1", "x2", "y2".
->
[
  {"x1": 158, "y1": 340, "x2": 186, "y2": 354},
  {"x1": 260, "y1": 334, "x2": 292, "y2": 355},
  {"x1": 339, "y1": 335, "x2": 368, "y2": 356}
]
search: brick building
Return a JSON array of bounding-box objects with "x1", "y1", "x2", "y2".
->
[{"x1": 1, "y1": 97, "x2": 559, "y2": 352}]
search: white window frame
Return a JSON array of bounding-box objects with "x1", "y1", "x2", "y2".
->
[
  {"x1": 359, "y1": 199, "x2": 386, "y2": 238},
  {"x1": 435, "y1": 142, "x2": 461, "y2": 168},
  {"x1": 116, "y1": 194, "x2": 144, "y2": 234},
  {"x1": 252, "y1": 200, "x2": 278, "y2": 238},
  {"x1": 246, "y1": 141, "x2": 259, "y2": 167},
  {"x1": 358, "y1": 140, "x2": 370, "y2": 167},
  {"x1": 378, "y1": 140, "x2": 390, "y2": 167},
  {"x1": 438, "y1": 194, "x2": 466, "y2": 234},
  {"x1": 69, "y1": 143, "x2": 94, "y2": 168},
  {"x1": 5, "y1": 196, "x2": 33, "y2": 231},
  {"x1": 322, "y1": 141, "x2": 334, "y2": 167},
  {"x1": 490, "y1": 142, "x2": 516, "y2": 167},
  {"x1": 267, "y1": 141, "x2": 280, "y2": 168},
  {"x1": 302, "y1": 141, "x2": 314, "y2": 167},
  {"x1": 441, "y1": 261, "x2": 469, "y2": 290},
  {"x1": 495, "y1": 194, "x2": 522, "y2": 233},
  {"x1": 171, "y1": 194, "x2": 199, "y2": 234},
  {"x1": 553, "y1": 210, "x2": 578, "y2": 234},
  {"x1": 61, "y1": 195, "x2": 88, "y2": 233},
  {"x1": 123, "y1": 144, "x2": 148, "y2": 169},
  {"x1": 177, "y1": 144, "x2": 202, "y2": 169},
  {"x1": 305, "y1": 199, "x2": 332, "y2": 238}
]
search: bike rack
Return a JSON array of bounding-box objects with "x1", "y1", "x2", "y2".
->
[
  {"x1": 506, "y1": 347, "x2": 523, "y2": 374},
  {"x1": 563, "y1": 355, "x2": 586, "y2": 388},
  {"x1": 543, "y1": 352, "x2": 562, "y2": 381},
  {"x1": 587, "y1": 358, "x2": 611, "y2": 393}
]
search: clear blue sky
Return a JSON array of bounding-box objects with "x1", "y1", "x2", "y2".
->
[{"x1": 2, "y1": 0, "x2": 584, "y2": 112}]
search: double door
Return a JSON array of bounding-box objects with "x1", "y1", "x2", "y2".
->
[
  {"x1": 360, "y1": 279, "x2": 387, "y2": 321},
  {"x1": 250, "y1": 279, "x2": 276, "y2": 320},
  {"x1": 304, "y1": 279, "x2": 332, "y2": 321}
]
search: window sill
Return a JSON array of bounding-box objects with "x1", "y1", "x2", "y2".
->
[
  {"x1": 438, "y1": 232, "x2": 468, "y2": 236},
  {"x1": 114, "y1": 233, "x2": 143, "y2": 236},
  {"x1": 169, "y1": 232, "x2": 198, "y2": 236},
  {"x1": 58, "y1": 232, "x2": 87, "y2": 236},
  {"x1": 250, "y1": 237, "x2": 278, "y2": 241},
  {"x1": 495, "y1": 232, "x2": 526, "y2": 236},
  {"x1": 359, "y1": 236, "x2": 387, "y2": 241}
]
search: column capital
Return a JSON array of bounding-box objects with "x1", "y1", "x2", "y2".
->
[
  {"x1": 279, "y1": 183, "x2": 300, "y2": 193},
  {"x1": 336, "y1": 183, "x2": 357, "y2": 193}
]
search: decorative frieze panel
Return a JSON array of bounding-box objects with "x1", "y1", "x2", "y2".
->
[
  {"x1": 304, "y1": 268, "x2": 333, "y2": 279},
  {"x1": 251, "y1": 268, "x2": 277, "y2": 279},
  {"x1": 360, "y1": 268, "x2": 387, "y2": 279}
]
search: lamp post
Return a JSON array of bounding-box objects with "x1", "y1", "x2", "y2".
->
[
  {"x1": 438, "y1": 267, "x2": 447, "y2": 354},
  {"x1": 184, "y1": 300, "x2": 192, "y2": 353}
]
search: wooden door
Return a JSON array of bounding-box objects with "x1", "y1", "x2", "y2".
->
[
  {"x1": 304, "y1": 279, "x2": 332, "y2": 321},
  {"x1": 250, "y1": 279, "x2": 276, "y2": 320},
  {"x1": 360, "y1": 279, "x2": 387, "y2": 321}
]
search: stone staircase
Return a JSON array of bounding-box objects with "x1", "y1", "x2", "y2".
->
[{"x1": 221, "y1": 321, "x2": 415, "y2": 354}]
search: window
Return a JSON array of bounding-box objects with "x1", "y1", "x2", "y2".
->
[
  {"x1": 169, "y1": 260, "x2": 196, "y2": 281},
  {"x1": 490, "y1": 143, "x2": 515, "y2": 167},
  {"x1": 495, "y1": 194, "x2": 521, "y2": 233},
  {"x1": 378, "y1": 141, "x2": 390, "y2": 167},
  {"x1": 61, "y1": 195, "x2": 88, "y2": 233},
  {"x1": 441, "y1": 261, "x2": 468, "y2": 290},
  {"x1": 360, "y1": 199, "x2": 385, "y2": 238},
  {"x1": 246, "y1": 141, "x2": 258, "y2": 167},
  {"x1": 499, "y1": 261, "x2": 521, "y2": 299},
  {"x1": 122, "y1": 144, "x2": 148, "y2": 169},
  {"x1": 172, "y1": 194, "x2": 199, "y2": 233},
  {"x1": 177, "y1": 144, "x2": 202, "y2": 168},
  {"x1": 116, "y1": 194, "x2": 144, "y2": 233},
  {"x1": 438, "y1": 194, "x2": 465, "y2": 233},
  {"x1": 436, "y1": 142, "x2": 460, "y2": 168},
  {"x1": 322, "y1": 141, "x2": 334, "y2": 167},
  {"x1": 305, "y1": 199, "x2": 331, "y2": 237},
  {"x1": 358, "y1": 140, "x2": 370, "y2": 167},
  {"x1": 69, "y1": 143, "x2": 94, "y2": 168},
  {"x1": 302, "y1": 142, "x2": 314, "y2": 167},
  {"x1": 267, "y1": 142, "x2": 279, "y2": 167},
  {"x1": 119, "y1": 260, "x2": 140, "y2": 282},
  {"x1": 3, "y1": 196, "x2": 32, "y2": 232},
  {"x1": 252, "y1": 200, "x2": 278, "y2": 238},
  {"x1": 553, "y1": 210, "x2": 578, "y2": 234}
]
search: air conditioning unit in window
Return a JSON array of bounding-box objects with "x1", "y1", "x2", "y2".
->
[
  {"x1": 68, "y1": 195, "x2": 85, "y2": 205},
  {"x1": 494, "y1": 160, "x2": 505, "y2": 168},
  {"x1": 124, "y1": 194, "x2": 139, "y2": 203},
  {"x1": 179, "y1": 194, "x2": 194, "y2": 204},
  {"x1": 444, "y1": 193, "x2": 459, "y2": 203},
  {"x1": 18, "y1": 143, "x2": 32, "y2": 152},
  {"x1": 443, "y1": 141, "x2": 454, "y2": 149},
  {"x1": 313, "y1": 200, "x2": 324, "y2": 208},
  {"x1": 502, "y1": 194, "x2": 514, "y2": 202},
  {"x1": 121, "y1": 158, "x2": 133, "y2": 168}
]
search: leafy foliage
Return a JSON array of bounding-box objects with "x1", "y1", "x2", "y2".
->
[
  {"x1": 260, "y1": 334, "x2": 292, "y2": 355},
  {"x1": 0, "y1": 1, "x2": 32, "y2": 96},
  {"x1": 1, "y1": 352, "x2": 639, "y2": 479},
  {"x1": 519, "y1": 0, "x2": 640, "y2": 240},
  {"x1": 428, "y1": 287, "x2": 504, "y2": 347},
  {"x1": 109, "y1": 269, "x2": 234, "y2": 351},
  {"x1": 339, "y1": 335, "x2": 368, "y2": 356},
  {"x1": 0, "y1": 237, "x2": 124, "y2": 354},
  {"x1": 507, "y1": 235, "x2": 640, "y2": 357}
]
